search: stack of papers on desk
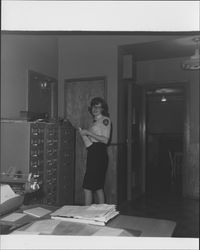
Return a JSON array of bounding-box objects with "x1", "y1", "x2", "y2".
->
[{"x1": 50, "y1": 204, "x2": 119, "y2": 226}]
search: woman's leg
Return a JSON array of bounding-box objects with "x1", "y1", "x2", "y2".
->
[
  {"x1": 84, "y1": 189, "x2": 93, "y2": 205},
  {"x1": 95, "y1": 189, "x2": 105, "y2": 204}
]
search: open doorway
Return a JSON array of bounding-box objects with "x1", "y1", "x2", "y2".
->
[
  {"x1": 117, "y1": 35, "x2": 197, "y2": 204},
  {"x1": 145, "y1": 84, "x2": 185, "y2": 197}
]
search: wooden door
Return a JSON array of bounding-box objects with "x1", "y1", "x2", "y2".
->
[
  {"x1": 132, "y1": 84, "x2": 146, "y2": 197},
  {"x1": 127, "y1": 81, "x2": 134, "y2": 200},
  {"x1": 64, "y1": 77, "x2": 106, "y2": 204}
]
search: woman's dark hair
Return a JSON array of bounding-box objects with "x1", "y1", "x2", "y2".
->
[{"x1": 88, "y1": 97, "x2": 109, "y2": 117}]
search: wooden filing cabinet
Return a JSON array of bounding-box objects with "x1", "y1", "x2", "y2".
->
[
  {"x1": 57, "y1": 120, "x2": 76, "y2": 205},
  {"x1": 0, "y1": 120, "x2": 75, "y2": 206}
]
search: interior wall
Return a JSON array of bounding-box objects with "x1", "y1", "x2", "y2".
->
[
  {"x1": 1, "y1": 34, "x2": 177, "y2": 139},
  {"x1": 137, "y1": 58, "x2": 199, "y2": 199},
  {"x1": 58, "y1": 36, "x2": 117, "y2": 142},
  {"x1": 1, "y1": 34, "x2": 58, "y2": 119}
]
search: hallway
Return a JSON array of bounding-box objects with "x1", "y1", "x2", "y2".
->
[{"x1": 118, "y1": 194, "x2": 199, "y2": 238}]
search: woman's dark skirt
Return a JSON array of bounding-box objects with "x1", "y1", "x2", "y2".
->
[{"x1": 82, "y1": 142, "x2": 108, "y2": 191}]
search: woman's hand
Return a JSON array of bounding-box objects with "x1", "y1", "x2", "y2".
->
[{"x1": 79, "y1": 128, "x2": 90, "y2": 136}]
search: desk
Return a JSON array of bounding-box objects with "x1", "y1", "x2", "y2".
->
[
  {"x1": 0, "y1": 204, "x2": 176, "y2": 237},
  {"x1": 0, "y1": 204, "x2": 140, "y2": 236}
]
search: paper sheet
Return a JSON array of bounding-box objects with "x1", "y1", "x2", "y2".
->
[
  {"x1": 80, "y1": 134, "x2": 93, "y2": 148},
  {"x1": 24, "y1": 219, "x2": 60, "y2": 234},
  {"x1": 0, "y1": 184, "x2": 19, "y2": 204},
  {"x1": 92, "y1": 227, "x2": 125, "y2": 236},
  {"x1": 11, "y1": 230, "x2": 40, "y2": 235},
  {"x1": 1, "y1": 212, "x2": 26, "y2": 222},
  {"x1": 23, "y1": 207, "x2": 51, "y2": 218}
]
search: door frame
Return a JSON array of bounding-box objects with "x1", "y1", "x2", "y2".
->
[
  {"x1": 117, "y1": 46, "x2": 137, "y2": 204},
  {"x1": 126, "y1": 82, "x2": 146, "y2": 200},
  {"x1": 117, "y1": 44, "x2": 190, "y2": 203}
]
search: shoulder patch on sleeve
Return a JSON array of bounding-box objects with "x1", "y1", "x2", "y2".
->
[{"x1": 103, "y1": 119, "x2": 109, "y2": 126}]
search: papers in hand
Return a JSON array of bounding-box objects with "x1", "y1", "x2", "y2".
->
[
  {"x1": 23, "y1": 207, "x2": 51, "y2": 218},
  {"x1": 79, "y1": 128, "x2": 93, "y2": 148},
  {"x1": 50, "y1": 204, "x2": 119, "y2": 226},
  {"x1": 0, "y1": 184, "x2": 20, "y2": 204}
]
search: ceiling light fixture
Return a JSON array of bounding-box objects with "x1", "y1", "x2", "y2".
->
[
  {"x1": 40, "y1": 82, "x2": 47, "y2": 89},
  {"x1": 181, "y1": 37, "x2": 200, "y2": 70},
  {"x1": 161, "y1": 95, "x2": 167, "y2": 102}
]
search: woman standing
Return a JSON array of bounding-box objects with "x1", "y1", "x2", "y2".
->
[{"x1": 79, "y1": 97, "x2": 111, "y2": 205}]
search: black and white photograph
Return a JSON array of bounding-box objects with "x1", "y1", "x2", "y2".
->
[{"x1": 0, "y1": 1, "x2": 199, "y2": 249}]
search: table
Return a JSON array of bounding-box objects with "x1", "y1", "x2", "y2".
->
[{"x1": 0, "y1": 204, "x2": 176, "y2": 237}]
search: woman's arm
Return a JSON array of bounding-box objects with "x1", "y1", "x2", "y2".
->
[
  {"x1": 79, "y1": 128, "x2": 93, "y2": 147},
  {"x1": 80, "y1": 129, "x2": 109, "y2": 144}
]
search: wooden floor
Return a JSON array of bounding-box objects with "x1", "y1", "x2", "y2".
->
[{"x1": 118, "y1": 193, "x2": 199, "y2": 238}]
